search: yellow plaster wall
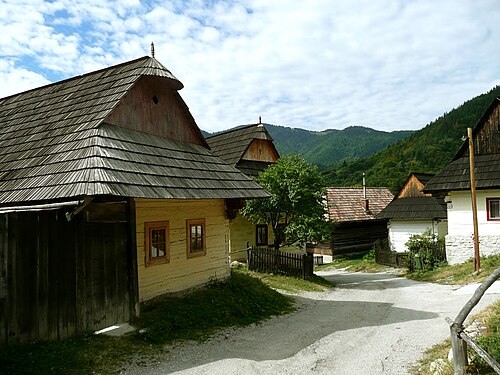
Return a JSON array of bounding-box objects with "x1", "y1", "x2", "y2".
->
[
  {"x1": 135, "y1": 199, "x2": 230, "y2": 301},
  {"x1": 228, "y1": 212, "x2": 275, "y2": 261}
]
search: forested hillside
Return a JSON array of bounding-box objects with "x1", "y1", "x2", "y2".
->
[
  {"x1": 321, "y1": 85, "x2": 500, "y2": 193},
  {"x1": 204, "y1": 125, "x2": 411, "y2": 168},
  {"x1": 266, "y1": 125, "x2": 412, "y2": 168}
]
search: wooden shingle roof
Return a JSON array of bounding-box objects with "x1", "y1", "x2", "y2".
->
[
  {"x1": 377, "y1": 197, "x2": 447, "y2": 220},
  {"x1": 206, "y1": 124, "x2": 275, "y2": 166},
  {"x1": 326, "y1": 187, "x2": 394, "y2": 222},
  {"x1": 423, "y1": 154, "x2": 500, "y2": 193},
  {"x1": 424, "y1": 98, "x2": 500, "y2": 193},
  {"x1": 0, "y1": 57, "x2": 269, "y2": 206}
]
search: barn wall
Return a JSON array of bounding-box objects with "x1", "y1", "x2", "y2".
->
[
  {"x1": 474, "y1": 104, "x2": 500, "y2": 156},
  {"x1": 332, "y1": 220, "x2": 388, "y2": 254},
  {"x1": 105, "y1": 76, "x2": 204, "y2": 146},
  {"x1": 0, "y1": 204, "x2": 132, "y2": 346},
  {"x1": 242, "y1": 139, "x2": 279, "y2": 163},
  {"x1": 396, "y1": 175, "x2": 431, "y2": 198},
  {"x1": 135, "y1": 199, "x2": 230, "y2": 301}
]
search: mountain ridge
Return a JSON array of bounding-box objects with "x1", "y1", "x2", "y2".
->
[{"x1": 321, "y1": 85, "x2": 500, "y2": 192}]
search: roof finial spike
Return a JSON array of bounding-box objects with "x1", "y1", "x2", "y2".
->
[
  {"x1": 151, "y1": 42, "x2": 155, "y2": 58},
  {"x1": 258, "y1": 116, "x2": 262, "y2": 124}
]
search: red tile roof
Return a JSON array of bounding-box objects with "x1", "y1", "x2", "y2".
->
[{"x1": 326, "y1": 187, "x2": 393, "y2": 222}]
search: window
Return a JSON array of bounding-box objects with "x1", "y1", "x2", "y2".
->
[
  {"x1": 187, "y1": 219, "x2": 206, "y2": 258},
  {"x1": 487, "y1": 198, "x2": 500, "y2": 221},
  {"x1": 256, "y1": 224, "x2": 268, "y2": 246},
  {"x1": 145, "y1": 221, "x2": 169, "y2": 266}
]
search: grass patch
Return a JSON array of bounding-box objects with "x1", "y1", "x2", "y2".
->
[
  {"x1": 0, "y1": 270, "x2": 294, "y2": 375},
  {"x1": 0, "y1": 334, "x2": 145, "y2": 375},
  {"x1": 410, "y1": 340, "x2": 453, "y2": 375},
  {"x1": 315, "y1": 250, "x2": 395, "y2": 273},
  {"x1": 133, "y1": 270, "x2": 295, "y2": 344},
  {"x1": 407, "y1": 255, "x2": 500, "y2": 285},
  {"x1": 473, "y1": 300, "x2": 500, "y2": 374},
  {"x1": 242, "y1": 269, "x2": 335, "y2": 292},
  {"x1": 410, "y1": 301, "x2": 500, "y2": 375}
]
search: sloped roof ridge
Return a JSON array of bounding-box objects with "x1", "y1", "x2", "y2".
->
[
  {"x1": 206, "y1": 123, "x2": 269, "y2": 138},
  {"x1": 327, "y1": 186, "x2": 390, "y2": 190},
  {"x1": 0, "y1": 56, "x2": 181, "y2": 104},
  {"x1": 452, "y1": 97, "x2": 500, "y2": 160}
]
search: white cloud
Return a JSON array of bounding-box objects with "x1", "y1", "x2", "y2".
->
[{"x1": 1, "y1": 0, "x2": 500, "y2": 133}]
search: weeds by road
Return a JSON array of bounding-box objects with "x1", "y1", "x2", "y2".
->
[
  {"x1": 315, "y1": 250, "x2": 398, "y2": 273},
  {"x1": 411, "y1": 300, "x2": 500, "y2": 375},
  {"x1": 407, "y1": 255, "x2": 500, "y2": 285}
]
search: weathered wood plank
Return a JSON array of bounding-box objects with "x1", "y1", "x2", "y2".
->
[
  {"x1": 105, "y1": 76, "x2": 204, "y2": 146},
  {"x1": 0, "y1": 214, "x2": 8, "y2": 346},
  {"x1": 7, "y1": 213, "x2": 18, "y2": 344},
  {"x1": 47, "y1": 212, "x2": 60, "y2": 341}
]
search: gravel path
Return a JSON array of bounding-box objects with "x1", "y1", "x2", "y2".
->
[{"x1": 123, "y1": 270, "x2": 500, "y2": 375}]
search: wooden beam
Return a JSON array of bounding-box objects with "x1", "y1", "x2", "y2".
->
[{"x1": 468, "y1": 128, "x2": 480, "y2": 272}]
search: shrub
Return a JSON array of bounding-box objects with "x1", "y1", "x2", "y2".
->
[{"x1": 405, "y1": 229, "x2": 446, "y2": 272}]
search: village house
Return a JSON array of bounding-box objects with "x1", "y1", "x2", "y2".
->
[
  {"x1": 206, "y1": 123, "x2": 279, "y2": 260},
  {"x1": 423, "y1": 98, "x2": 500, "y2": 264},
  {"x1": 310, "y1": 185, "x2": 393, "y2": 255},
  {"x1": 377, "y1": 173, "x2": 447, "y2": 253},
  {"x1": 0, "y1": 56, "x2": 268, "y2": 345}
]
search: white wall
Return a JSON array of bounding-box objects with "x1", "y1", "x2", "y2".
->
[
  {"x1": 388, "y1": 219, "x2": 446, "y2": 253},
  {"x1": 445, "y1": 190, "x2": 500, "y2": 264}
]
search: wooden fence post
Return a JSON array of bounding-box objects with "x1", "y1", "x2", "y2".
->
[
  {"x1": 448, "y1": 319, "x2": 468, "y2": 375},
  {"x1": 448, "y1": 266, "x2": 500, "y2": 374}
]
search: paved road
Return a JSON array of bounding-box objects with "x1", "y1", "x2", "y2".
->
[{"x1": 124, "y1": 270, "x2": 500, "y2": 375}]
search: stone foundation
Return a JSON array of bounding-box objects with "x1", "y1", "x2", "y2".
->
[{"x1": 445, "y1": 234, "x2": 500, "y2": 265}]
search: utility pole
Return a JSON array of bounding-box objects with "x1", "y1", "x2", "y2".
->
[{"x1": 468, "y1": 128, "x2": 480, "y2": 272}]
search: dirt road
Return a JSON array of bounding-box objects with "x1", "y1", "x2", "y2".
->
[{"x1": 124, "y1": 270, "x2": 500, "y2": 375}]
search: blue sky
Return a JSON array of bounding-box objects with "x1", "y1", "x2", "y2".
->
[{"x1": 1, "y1": 0, "x2": 500, "y2": 133}]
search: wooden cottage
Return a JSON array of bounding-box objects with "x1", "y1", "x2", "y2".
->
[
  {"x1": 377, "y1": 173, "x2": 447, "y2": 253},
  {"x1": 314, "y1": 187, "x2": 393, "y2": 254},
  {"x1": 424, "y1": 97, "x2": 500, "y2": 264},
  {"x1": 0, "y1": 56, "x2": 269, "y2": 345},
  {"x1": 206, "y1": 124, "x2": 279, "y2": 259}
]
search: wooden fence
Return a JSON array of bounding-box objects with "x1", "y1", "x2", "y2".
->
[
  {"x1": 447, "y1": 267, "x2": 500, "y2": 374},
  {"x1": 247, "y1": 246, "x2": 314, "y2": 279},
  {"x1": 374, "y1": 239, "x2": 447, "y2": 270},
  {"x1": 374, "y1": 239, "x2": 409, "y2": 268}
]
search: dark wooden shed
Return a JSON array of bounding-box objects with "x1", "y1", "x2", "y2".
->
[{"x1": 311, "y1": 187, "x2": 393, "y2": 255}]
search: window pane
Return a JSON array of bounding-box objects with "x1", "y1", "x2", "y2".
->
[
  {"x1": 151, "y1": 228, "x2": 166, "y2": 258},
  {"x1": 491, "y1": 200, "x2": 500, "y2": 218},
  {"x1": 191, "y1": 224, "x2": 203, "y2": 251}
]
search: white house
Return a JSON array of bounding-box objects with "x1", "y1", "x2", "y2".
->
[
  {"x1": 377, "y1": 173, "x2": 447, "y2": 253},
  {"x1": 424, "y1": 98, "x2": 500, "y2": 264}
]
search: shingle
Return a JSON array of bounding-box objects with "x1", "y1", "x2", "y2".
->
[
  {"x1": 423, "y1": 154, "x2": 500, "y2": 193},
  {"x1": 326, "y1": 187, "x2": 394, "y2": 222},
  {"x1": 0, "y1": 57, "x2": 269, "y2": 205},
  {"x1": 377, "y1": 197, "x2": 447, "y2": 219},
  {"x1": 206, "y1": 124, "x2": 276, "y2": 166}
]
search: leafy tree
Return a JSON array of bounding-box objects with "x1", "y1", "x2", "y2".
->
[{"x1": 241, "y1": 155, "x2": 332, "y2": 250}]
